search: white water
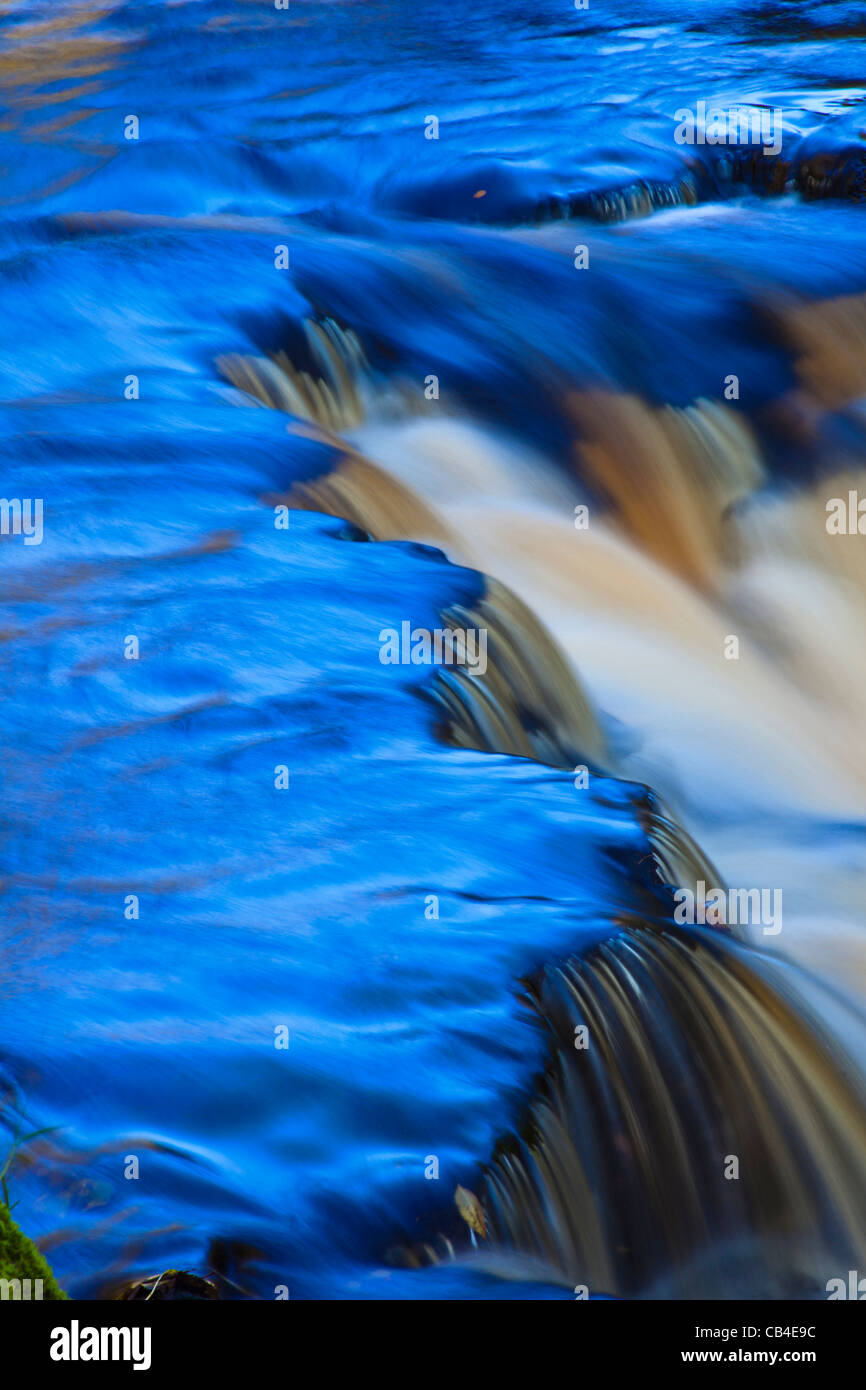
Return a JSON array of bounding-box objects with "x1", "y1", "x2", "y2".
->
[{"x1": 343, "y1": 411, "x2": 866, "y2": 996}]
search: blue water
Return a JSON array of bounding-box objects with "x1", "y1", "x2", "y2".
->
[{"x1": 2, "y1": 0, "x2": 865, "y2": 1299}]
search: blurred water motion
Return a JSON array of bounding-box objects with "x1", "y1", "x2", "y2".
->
[{"x1": 1, "y1": 0, "x2": 865, "y2": 1299}]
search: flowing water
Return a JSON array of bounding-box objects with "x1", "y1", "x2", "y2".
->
[{"x1": 2, "y1": 0, "x2": 866, "y2": 1299}]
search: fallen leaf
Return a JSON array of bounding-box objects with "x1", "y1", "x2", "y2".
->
[{"x1": 454, "y1": 1184, "x2": 487, "y2": 1237}]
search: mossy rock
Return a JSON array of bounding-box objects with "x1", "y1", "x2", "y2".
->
[{"x1": 0, "y1": 1201, "x2": 67, "y2": 1299}]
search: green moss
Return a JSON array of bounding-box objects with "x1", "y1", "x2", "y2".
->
[{"x1": 0, "y1": 1201, "x2": 67, "y2": 1300}]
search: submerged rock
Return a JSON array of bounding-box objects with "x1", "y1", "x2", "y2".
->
[{"x1": 113, "y1": 1270, "x2": 220, "y2": 1301}]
